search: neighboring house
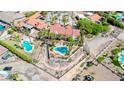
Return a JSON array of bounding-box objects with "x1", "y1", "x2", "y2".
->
[
  {"x1": 88, "y1": 14, "x2": 102, "y2": 23},
  {"x1": 24, "y1": 13, "x2": 48, "y2": 29},
  {"x1": 50, "y1": 23, "x2": 65, "y2": 35},
  {"x1": 0, "y1": 45, "x2": 8, "y2": 61},
  {"x1": 66, "y1": 25, "x2": 80, "y2": 38},
  {"x1": 50, "y1": 23, "x2": 80, "y2": 38},
  {"x1": 15, "y1": 12, "x2": 48, "y2": 30}
]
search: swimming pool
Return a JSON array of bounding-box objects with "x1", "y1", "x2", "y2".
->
[
  {"x1": 22, "y1": 41, "x2": 33, "y2": 53},
  {"x1": 115, "y1": 13, "x2": 124, "y2": 20},
  {"x1": 118, "y1": 50, "x2": 124, "y2": 63},
  {"x1": 53, "y1": 46, "x2": 69, "y2": 55},
  {"x1": 0, "y1": 25, "x2": 5, "y2": 31}
]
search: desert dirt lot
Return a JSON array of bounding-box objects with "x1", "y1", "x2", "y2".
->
[
  {"x1": 81, "y1": 64, "x2": 121, "y2": 81},
  {"x1": 0, "y1": 61, "x2": 58, "y2": 81}
]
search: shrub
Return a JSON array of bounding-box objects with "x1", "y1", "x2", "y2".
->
[
  {"x1": 87, "y1": 62, "x2": 93, "y2": 67},
  {"x1": 96, "y1": 12, "x2": 124, "y2": 28},
  {"x1": 111, "y1": 56, "x2": 121, "y2": 68},
  {"x1": 97, "y1": 56, "x2": 105, "y2": 63},
  {"x1": 107, "y1": 17, "x2": 124, "y2": 28},
  {"x1": 67, "y1": 36, "x2": 75, "y2": 43},
  {"x1": 111, "y1": 48, "x2": 121, "y2": 55},
  {"x1": 121, "y1": 48, "x2": 124, "y2": 50},
  {"x1": 80, "y1": 62, "x2": 85, "y2": 67},
  {"x1": 8, "y1": 29, "x2": 14, "y2": 34},
  {"x1": 103, "y1": 53, "x2": 108, "y2": 57},
  {"x1": 11, "y1": 27, "x2": 18, "y2": 31},
  {"x1": 77, "y1": 19, "x2": 109, "y2": 35}
]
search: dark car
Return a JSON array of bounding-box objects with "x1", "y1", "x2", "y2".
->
[
  {"x1": 3, "y1": 66, "x2": 12, "y2": 71},
  {"x1": 120, "y1": 77, "x2": 124, "y2": 81},
  {"x1": 84, "y1": 75, "x2": 94, "y2": 81}
]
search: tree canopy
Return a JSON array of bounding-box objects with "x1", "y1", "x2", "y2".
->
[{"x1": 77, "y1": 19, "x2": 109, "y2": 35}]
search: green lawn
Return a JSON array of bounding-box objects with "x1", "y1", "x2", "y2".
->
[{"x1": 0, "y1": 40, "x2": 32, "y2": 63}]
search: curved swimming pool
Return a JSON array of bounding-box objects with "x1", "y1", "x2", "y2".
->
[
  {"x1": 0, "y1": 25, "x2": 5, "y2": 31},
  {"x1": 22, "y1": 41, "x2": 33, "y2": 53},
  {"x1": 118, "y1": 50, "x2": 124, "y2": 68},
  {"x1": 53, "y1": 46, "x2": 69, "y2": 55},
  {"x1": 118, "y1": 50, "x2": 124, "y2": 63}
]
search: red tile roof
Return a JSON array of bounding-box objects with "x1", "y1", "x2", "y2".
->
[
  {"x1": 88, "y1": 14, "x2": 102, "y2": 22},
  {"x1": 50, "y1": 23, "x2": 80, "y2": 37},
  {"x1": 65, "y1": 25, "x2": 73, "y2": 36},
  {"x1": 73, "y1": 29, "x2": 80, "y2": 37},
  {"x1": 16, "y1": 12, "x2": 48, "y2": 29},
  {"x1": 26, "y1": 13, "x2": 48, "y2": 29},
  {"x1": 50, "y1": 23, "x2": 65, "y2": 35}
]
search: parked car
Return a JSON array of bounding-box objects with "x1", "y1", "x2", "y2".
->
[
  {"x1": 2, "y1": 53, "x2": 10, "y2": 60},
  {"x1": 84, "y1": 75, "x2": 94, "y2": 81},
  {"x1": 120, "y1": 77, "x2": 124, "y2": 81},
  {"x1": 3, "y1": 66, "x2": 13, "y2": 71}
]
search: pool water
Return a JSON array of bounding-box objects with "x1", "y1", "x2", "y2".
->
[
  {"x1": 0, "y1": 25, "x2": 5, "y2": 31},
  {"x1": 118, "y1": 50, "x2": 124, "y2": 63},
  {"x1": 115, "y1": 13, "x2": 124, "y2": 20},
  {"x1": 22, "y1": 41, "x2": 33, "y2": 53},
  {"x1": 53, "y1": 46, "x2": 69, "y2": 55}
]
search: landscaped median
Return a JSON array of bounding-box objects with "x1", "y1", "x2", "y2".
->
[{"x1": 0, "y1": 40, "x2": 32, "y2": 63}]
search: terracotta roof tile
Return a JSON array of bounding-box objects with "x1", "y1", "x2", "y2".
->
[
  {"x1": 50, "y1": 23, "x2": 80, "y2": 37},
  {"x1": 16, "y1": 12, "x2": 48, "y2": 29},
  {"x1": 26, "y1": 13, "x2": 48, "y2": 29},
  {"x1": 88, "y1": 14, "x2": 102, "y2": 22},
  {"x1": 50, "y1": 23, "x2": 65, "y2": 35},
  {"x1": 65, "y1": 25, "x2": 73, "y2": 36}
]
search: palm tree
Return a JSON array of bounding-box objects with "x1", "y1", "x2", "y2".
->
[
  {"x1": 37, "y1": 31, "x2": 43, "y2": 39},
  {"x1": 49, "y1": 32, "x2": 56, "y2": 39},
  {"x1": 62, "y1": 16, "x2": 68, "y2": 26},
  {"x1": 79, "y1": 29, "x2": 85, "y2": 46},
  {"x1": 51, "y1": 16, "x2": 56, "y2": 24}
]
